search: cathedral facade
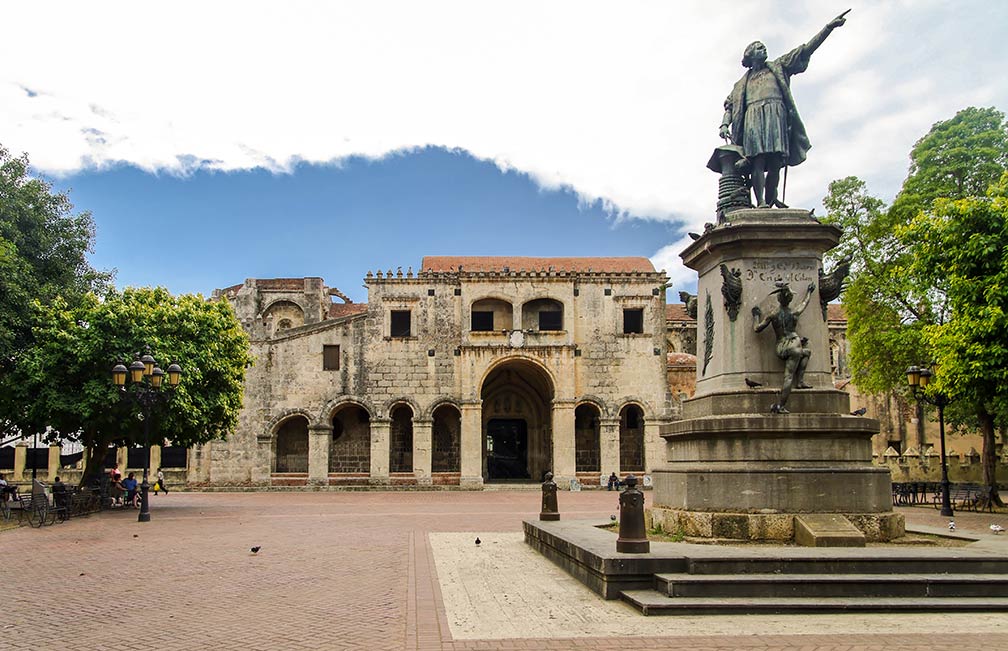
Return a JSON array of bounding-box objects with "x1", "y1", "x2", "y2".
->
[{"x1": 200, "y1": 257, "x2": 674, "y2": 488}]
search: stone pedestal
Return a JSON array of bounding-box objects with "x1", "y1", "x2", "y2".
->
[{"x1": 652, "y1": 209, "x2": 901, "y2": 543}]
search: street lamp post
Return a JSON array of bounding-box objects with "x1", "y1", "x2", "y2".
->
[
  {"x1": 111, "y1": 348, "x2": 181, "y2": 523},
  {"x1": 906, "y1": 365, "x2": 953, "y2": 517}
]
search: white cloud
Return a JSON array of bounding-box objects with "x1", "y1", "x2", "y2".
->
[{"x1": 3, "y1": 0, "x2": 1007, "y2": 292}]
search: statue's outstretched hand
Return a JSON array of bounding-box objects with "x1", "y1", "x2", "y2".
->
[
  {"x1": 807, "y1": 282, "x2": 816, "y2": 294},
  {"x1": 828, "y1": 9, "x2": 850, "y2": 29},
  {"x1": 752, "y1": 306, "x2": 762, "y2": 319}
]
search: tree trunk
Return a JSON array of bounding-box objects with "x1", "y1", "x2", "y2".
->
[
  {"x1": 979, "y1": 407, "x2": 1002, "y2": 507},
  {"x1": 80, "y1": 436, "x2": 109, "y2": 488}
]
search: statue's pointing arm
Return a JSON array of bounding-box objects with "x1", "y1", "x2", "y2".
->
[
  {"x1": 779, "y1": 10, "x2": 849, "y2": 74},
  {"x1": 719, "y1": 95, "x2": 733, "y2": 141}
]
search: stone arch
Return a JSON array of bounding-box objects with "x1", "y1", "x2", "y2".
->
[
  {"x1": 575, "y1": 395, "x2": 610, "y2": 419},
  {"x1": 267, "y1": 408, "x2": 317, "y2": 435},
  {"x1": 520, "y1": 297, "x2": 565, "y2": 331},
  {"x1": 574, "y1": 402, "x2": 601, "y2": 473},
  {"x1": 424, "y1": 397, "x2": 462, "y2": 420},
  {"x1": 431, "y1": 402, "x2": 461, "y2": 473},
  {"x1": 274, "y1": 414, "x2": 309, "y2": 473},
  {"x1": 262, "y1": 299, "x2": 306, "y2": 330},
  {"x1": 329, "y1": 402, "x2": 372, "y2": 473},
  {"x1": 480, "y1": 356, "x2": 556, "y2": 482},
  {"x1": 617, "y1": 402, "x2": 646, "y2": 473},
  {"x1": 389, "y1": 403, "x2": 414, "y2": 473},
  {"x1": 470, "y1": 296, "x2": 515, "y2": 331},
  {"x1": 381, "y1": 396, "x2": 421, "y2": 418},
  {"x1": 319, "y1": 396, "x2": 375, "y2": 424}
]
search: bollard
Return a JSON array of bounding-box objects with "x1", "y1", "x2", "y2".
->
[
  {"x1": 539, "y1": 471, "x2": 559, "y2": 521},
  {"x1": 616, "y1": 474, "x2": 649, "y2": 553}
]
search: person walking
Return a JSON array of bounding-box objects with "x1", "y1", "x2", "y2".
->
[{"x1": 154, "y1": 467, "x2": 168, "y2": 495}]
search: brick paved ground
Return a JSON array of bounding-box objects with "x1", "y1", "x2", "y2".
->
[{"x1": 1, "y1": 490, "x2": 1005, "y2": 651}]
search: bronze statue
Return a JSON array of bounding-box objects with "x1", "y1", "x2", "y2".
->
[
  {"x1": 753, "y1": 282, "x2": 815, "y2": 413},
  {"x1": 719, "y1": 10, "x2": 849, "y2": 208}
]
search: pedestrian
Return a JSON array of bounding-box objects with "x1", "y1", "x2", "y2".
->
[{"x1": 154, "y1": 467, "x2": 168, "y2": 495}]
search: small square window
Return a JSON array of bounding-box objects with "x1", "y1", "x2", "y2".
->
[
  {"x1": 623, "y1": 308, "x2": 644, "y2": 334},
  {"x1": 453, "y1": 288, "x2": 461, "y2": 296},
  {"x1": 471, "y1": 311, "x2": 494, "y2": 331},
  {"x1": 390, "y1": 310, "x2": 411, "y2": 337},
  {"x1": 604, "y1": 288, "x2": 612, "y2": 296},
  {"x1": 427, "y1": 289, "x2": 435, "y2": 296},
  {"x1": 539, "y1": 311, "x2": 562, "y2": 331},
  {"x1": 323, "y1": 345, "x2": 340, "y2": 370}
]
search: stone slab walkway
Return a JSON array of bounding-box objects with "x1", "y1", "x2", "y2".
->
[{"x1": 0, "y1": 490, "x2": 1005, "y2": 651}]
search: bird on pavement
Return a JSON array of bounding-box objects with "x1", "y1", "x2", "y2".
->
[
  {"x1": 744, "y1": 377, "x2": 762, "y2": 389},
  {"x1": 475, "y1": 537, "x2": 481, "y2": 546},
  {"x1": 610, "y1": 514, "x2": 617, "y2": 522},
  {"x1": 250, "y1": 546, "x2": 261, "y2": 554},
  {"x1": 991, "y1": 524, "x2": 1005, "y2": 534},
  {"x1": 850, "y1": 407, "x2": 867, "y2": 416},
  {"x1": 948, "y1": 521, "x2": 956, "y2": 531}
]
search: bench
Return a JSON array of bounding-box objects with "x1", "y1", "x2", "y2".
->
[
  {"x1": 933, "y1": 484, "x2": 987, "y2": 512},
  {"x1": 19, "y1": 480, "x2": 56, "y2": 527}
]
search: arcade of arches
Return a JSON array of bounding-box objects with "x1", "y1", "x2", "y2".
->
[{"x1": 270, "y1": 362, "x2": 647, "y2": 485}]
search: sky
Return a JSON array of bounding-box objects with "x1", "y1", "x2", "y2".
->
[{"x1": 3, "y1": 0, "x2": 1007, "y2": 303}]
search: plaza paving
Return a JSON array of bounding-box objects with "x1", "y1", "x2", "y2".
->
[{"x1": 1, "y1": 490, "x2": 1007, "y2": 651}]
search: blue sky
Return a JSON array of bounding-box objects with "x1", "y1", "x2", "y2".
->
[
  {"x1": 4, "y1": 0, "x2": 1008, "y2": 301},
  {"x1": 56, "y1": 148, "x2": 680, "y2": 302}
]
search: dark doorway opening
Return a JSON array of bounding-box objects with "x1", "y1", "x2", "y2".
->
[{"x1": 486, "y1": 419, "x2": 529, "y2": 480}]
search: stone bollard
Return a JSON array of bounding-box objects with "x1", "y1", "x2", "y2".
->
[
  {"x1": 616, "y1": 474, "x2": 649, "y2": 553},
  {"x1": 539, "y1": 471, "x2": 559, "y2": 521}
]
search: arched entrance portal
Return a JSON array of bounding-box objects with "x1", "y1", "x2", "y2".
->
[{"x1": 481, "y1": 359, "x2": 554, "y2": 483}]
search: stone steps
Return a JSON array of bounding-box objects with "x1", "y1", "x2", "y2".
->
[
  {"x1": 685, "y1": 555, "x2": 1008, "y2": 576},
  {"x1": 620, "y1": 591, "x2": 1008, "y2": 615},
  {"x1": 654, "y1": 572, "x2": 1008, "y2": 598}
]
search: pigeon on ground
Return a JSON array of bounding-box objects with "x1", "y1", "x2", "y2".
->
[
  {"x1": 850, "y1": 407, "x2": 867, "y2": 416},
  {"x1": 744, "y1": 377, "x2": 762, "y2": 389},
  {"x1": 948, "y1": 521, "x2": 956, "y2": 531},
  {"x1": 610, "y1": 514, "x2": 617, "y2": 522},
  {"x1": 250, "y1": 546, "x2": 261, "y2": 554},
  {"x1": 991, "y1": 524, "x2": 1005, "y2": 534},
  {"x1": 475, "y1": 537, "x2": 481, "y2": 546}
]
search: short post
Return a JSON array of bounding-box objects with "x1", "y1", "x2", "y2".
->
[
  {"x1": 616, "y1": 474, "x2": 649, "y2": 553},
  {"x1": 539, "y1": 471, "x2": 559, "y2": 521}
]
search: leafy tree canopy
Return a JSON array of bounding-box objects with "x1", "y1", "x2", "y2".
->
[
  {"x1": 891, "y1": 106, "x2": 1008, "y2": 223},
  {"x1": 907, "y1": 173, "x2": 1008, "y2": 419},
  {"x1": 4, "y1": 287, "x2": 253, "y2": 482},
  {"x1": 0, "y1": 146, "x2": 112, "y2": 372}
]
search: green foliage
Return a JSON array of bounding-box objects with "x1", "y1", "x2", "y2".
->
[
  {"x1": 821, "y1": 177, "x2": 932, "y2": 396},
  {"x1": 907, "y1": 174, "x2": 1008, "y2": 420},
  {"x1": 891, "y1": 107, "x2": 1008, "y2": 223},
  {"x1": 4, "y1": 287, "x2": 253, "y2": 468},
  {"x1": 0, "y1": 145, "x2": 112, "y2": 376}
]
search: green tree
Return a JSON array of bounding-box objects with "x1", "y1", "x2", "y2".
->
[
  {"x1": 1, "y1": 145, "x2": 112, "y2": 442},
  {"x1": 6, "y1": 287, "x2": 253, "y2": 485},
  {"x1": 822, "y1": 177, "x2": 930, "y2": 447},
  {"x1": 891, "y1": 107, "x2": 1008, "y2": 223},
  {"x1": 0, "y1": 146, "x2": 111, "y2": 371},
  {"x1": 906, "y1": 173, "x2": 1008, "y2": 503}
]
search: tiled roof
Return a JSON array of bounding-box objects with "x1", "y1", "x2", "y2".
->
[
  {"x1": 421, "y1": 256, "x2": 657, "y2": 273},
  {"x1": 665, "y1": 304, "x2": 694, "y2": 322},
  {"x1": 667, "y1": 352, "x2": 697, "y2": 366},
  {"x1": 328, "y1": 303, "x2": 368, "y2": 319},
  {"x1": 827, "y1": 303, "x2": 847, "y2": 321}
]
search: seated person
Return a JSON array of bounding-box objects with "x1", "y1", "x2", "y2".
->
[
  {"x1": 606, "y1": 472, "x2": 621, "y2": 491},
  {"x1": 110, "y1": 477, "x2": 126, "y2": 507},
  {"x1": 0, "y1": 473, "x2": 15, "y2": 501},
  {"x1": 121, "y1": 473, "x2": 139, "y2": 508}
]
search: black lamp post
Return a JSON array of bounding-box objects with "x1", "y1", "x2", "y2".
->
[
  {"x1": 111, "y1": 348, "x2": 182, "y2": 522},
  {"x1": 906, "y1": 365, "x2": 953, "y2": 517}
]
